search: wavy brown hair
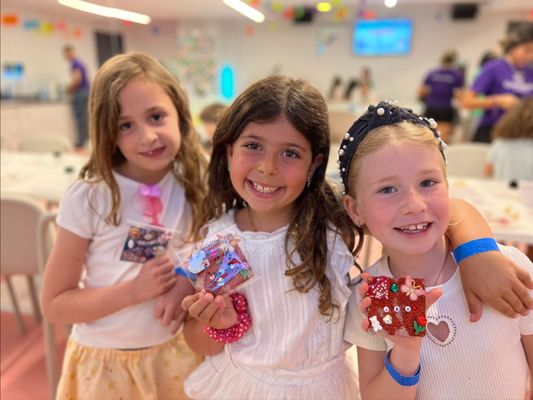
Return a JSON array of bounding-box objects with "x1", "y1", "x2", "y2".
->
[
  {"x1": 492, "y1": 97, "x2": 533, "y2": 140},
  {"x1": 203, "y1": 75, "x2": 362, "y2": 318},
  {"x1": 80, "y1": 52, "x2": 207, "y2": 239}
]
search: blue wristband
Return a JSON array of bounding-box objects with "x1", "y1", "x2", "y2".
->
[
  {"x1": 451, "y1": 238, "x2": 500, "y2": 264},
  {"x1": 384, "y1": 350, "x2": 421, "y2": 387},
  {"x1": 174, "y1": 266, "x2": 189, "y2": 278}
]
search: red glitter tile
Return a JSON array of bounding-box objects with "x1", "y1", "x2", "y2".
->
[{"x1": 367, "y1": 276, "x2": 427, "y2": 337}]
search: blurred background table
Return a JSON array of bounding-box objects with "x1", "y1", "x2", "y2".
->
[
  {"x1": 1, "y1": 150, "x2": 87, "y2": 204},
  {"x1": 448, "y1": 176, "x2": 533, "y2": 245}
]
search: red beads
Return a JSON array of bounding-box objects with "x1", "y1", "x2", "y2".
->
[{"x1": 204, "y1": 292, "x2": 252, "y2": 344}]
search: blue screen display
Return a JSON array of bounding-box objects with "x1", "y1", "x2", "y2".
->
[
  {"x1": 2, "y1": 63, "x2": 25, "y2": 81},
  {"x1": 353, "y1": 19, "x2": 413, "y2": 56}
]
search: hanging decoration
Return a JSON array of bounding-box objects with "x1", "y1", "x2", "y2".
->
[
  {"x1": 316, "y1": 25, "x2": 342, "y2": 56},
  {"x1": 1, "y1": 14, "x2": 19, "y2": 26},
  {"x1": 175, "y1": 27, "x2": 217, "y2": 97},
  {"x1": 22, "y1": 19, "x2": 40, "y2": 31}
]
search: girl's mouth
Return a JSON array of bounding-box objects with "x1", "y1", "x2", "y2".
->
[
  {"x1": 395, "y1": 222, "x2": 431, "y2": 234},
  {"x1": 140, "y1": 147, "x2": 165, "y2": 157},
  {"x1": 250, "y1": 180, "x2": 280, "y2": 194}
]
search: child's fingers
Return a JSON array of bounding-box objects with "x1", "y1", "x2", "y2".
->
[
  {"x1": 464, "y1": 290, "x2": 483, "y2": 322},
  {"x1": 181, "y1": 292, "x2": 203, "y2": 311},
  {"x1": 170, "y1": 315, "x2": 184, "y2": 335},
  {"x1": 358, "y1": 296, "x2": 371, "y2": 313},
  {"x1": 145, "y1": 255, "x2": 170, "y2": 267},
  {"x1": 516, "y1": 267, "x2": 533, "y2": 290},
  {"x1": 513, "y1": 269, "x2": 533, "y2": 309},
  {"x1": 187, "y1": 292, "x2": 216, "y2": 322},
  {"x1": 159, "y1": 269, "x2": 177, "y2": 284},
  {"x1": 358, "y1": 281, "x2": 369, "y2": 298},
  {"x1": 160, "y1": 303, "x2": 177, "y2": 326},
  {"x1": 506, "y1": 288, "x2": 528, "y2": 316}
]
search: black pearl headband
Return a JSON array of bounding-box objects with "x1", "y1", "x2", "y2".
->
[{"x1": 338, "y1": 101, "x2": 446, "y2": 195}]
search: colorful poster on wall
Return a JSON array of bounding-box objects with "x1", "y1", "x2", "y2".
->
[{"x1": 174, "y1": 26, "x2": 219, "y2": 98}]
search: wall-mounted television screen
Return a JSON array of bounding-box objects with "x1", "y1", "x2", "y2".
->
[{"x1": 353, "y1": 19, "x2": 413, "y2": 56}]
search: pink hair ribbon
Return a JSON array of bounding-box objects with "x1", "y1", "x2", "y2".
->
[{"x1": 138, "y1": 184, "x2": 163, "y2": 226}]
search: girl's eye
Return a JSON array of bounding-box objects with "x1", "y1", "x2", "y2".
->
[
  {"x1": 151, "y1": 113, "x2": 164, "y2": 122},
  {"x1": 378, "y1": 186, "x2": 396, "y2": 194},
  {"x1": 282, "y1": 150, "x2": 300, "y2": 159},
  {"x1": 119, "y1": 122, "x2": 132, "y2": 131},
  {"x1": 421, "y1": 179, "x2": 436, "y2": 187},
  {"x1": 244, "y1": 143, "x2": 261, "y2": 150}
]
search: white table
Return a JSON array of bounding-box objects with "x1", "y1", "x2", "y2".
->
[
  {"x1": 1, "y1": 150, "x2": 87, "y2": 203},
  {"x1": 448, "y1": 176, "x2": 533, "y2": 245}
]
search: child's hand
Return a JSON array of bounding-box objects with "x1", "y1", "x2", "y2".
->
[
  {"x1": 358, "y1": 273, "x2": 443, "y2": 350},
  {"x1": 154, "y1": 276, "x2": 195, "y2": 334},
  {"x1": 460, "y1": 252, "x2": 533, "y2": 322},
  {"x1": 492, "y1": 93, "x2": 520, "y2": 110},
  {"x1": 130, "y1": 256, "x2": 176, "y2": 303},
  {"x1": 182, "y1": 291, "x2": 237, "y2": 330}
]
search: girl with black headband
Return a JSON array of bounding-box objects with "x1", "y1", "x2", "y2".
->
[{"x1": 342, "y1": 102, "x2": 533, "y2": 399}]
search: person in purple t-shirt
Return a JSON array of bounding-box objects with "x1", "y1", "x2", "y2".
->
[
  {"x1": 63, "y1": 44, "x2": 90, "y2": 149},
  {"x1": 418, "y1": 49, "x2": 464, "y2": 143},
  {"x1": 459, "y1": 25, "x2": 533, "y2": 143}
]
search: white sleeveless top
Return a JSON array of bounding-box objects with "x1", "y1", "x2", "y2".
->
[{"x1": 185, "y1": 210, "x2": 359, "y2": 399}]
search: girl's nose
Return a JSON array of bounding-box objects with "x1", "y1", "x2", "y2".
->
[
  {"x1": 140, "y1": 125, "x2": 158, "y2": 144},
  {"x1": 258, "y1": 153, "x2": 278, "y2": 175},
  {"x1": 401, "y1": 189, "x2": 427, "y2": 215}
]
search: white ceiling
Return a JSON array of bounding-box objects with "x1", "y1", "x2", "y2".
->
[{"x1": 3, "y1": 0, "x2": 532, "y2": 22}]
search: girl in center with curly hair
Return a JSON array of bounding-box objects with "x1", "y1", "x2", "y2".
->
[{"x1": 180, "y1": 76, "x2": 533, "y2": 400}]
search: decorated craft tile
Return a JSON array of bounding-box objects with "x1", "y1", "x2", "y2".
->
[
  {"x1": 120, "y1": 223, "x2": 173, "y2": 263},
  {"x1": 367, "y1": 275, "x2": 427, "y2": 337},
  {"x1": 184, "y1": 233, "x2": 252, "y2": 295}
]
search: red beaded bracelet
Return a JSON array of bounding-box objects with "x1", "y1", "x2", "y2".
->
[{"x1": 204, "y1": 292, "x2": 252, "y2": 344}]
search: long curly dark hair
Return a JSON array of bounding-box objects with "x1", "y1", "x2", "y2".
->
[{"x1": 203, "y1": 76, "x2": 362, "y2": 318}]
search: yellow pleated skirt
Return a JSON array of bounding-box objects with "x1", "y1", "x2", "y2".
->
[{"x1": 56, "y1": 333, "x2": 202, "y2": 400}]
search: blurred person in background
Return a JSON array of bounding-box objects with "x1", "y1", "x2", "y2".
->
[
  {"x1": 484, "y1": 97, "x2": 533, "y2": 181},
  {"x1": 63, "y1": 44, "x2": 90, "y2": 149},
  {"x1": 459, "y1": 25, "x2": 533, "y2": 143},
  {"x1": 198, "y1": 102, "x2": 228, "y2": 152},
  {"x1": 418, "y1": 49, "x2": 464, "y2": 143},
  {"x1": 327, "y1": 75, "x2": 344, "y2": 102},
  {"x1": 359, "y1": 66, "x2": 374, "y2": 104}
]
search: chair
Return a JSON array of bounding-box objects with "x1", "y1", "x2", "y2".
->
[
  {"x1": 18, "y1": 134, "x2": 74, "y2": 153},
  {"x1": 445, "y1": 142, "x2": 491, "y2": 178},
  {"x1": 0, "y1": 194, "x2": 58, "y2": 398}
]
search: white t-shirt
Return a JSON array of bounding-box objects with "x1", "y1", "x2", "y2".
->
[
  {"x1": 344, "y1": 244, "x2": 533, "y2": 400},
  {"x1": 57, "y1": 171, "x2": 192, "y2": 349},
  {"x1": 487, "y1": 138, "x2": 533, "y2": 181},
  {"x1": 185, "y1": 210, "x2": 359, "y2": 400}
]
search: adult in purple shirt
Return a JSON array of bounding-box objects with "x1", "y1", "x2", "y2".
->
[
  {"x1": 418, "y1": 49, "x2": 464, "y2": 143},
  {"x1": 63, "y1": 44, "x2": 90, "y2": 149},
  {"x1": 459, "y1": 25, "x2": 533, "y2": 143}
]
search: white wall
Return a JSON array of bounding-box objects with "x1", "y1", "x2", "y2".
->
[
  {"x1": 216, "y1": 4, "x2": 526, "y2": 104},
  {"x1": 0, "y1": 2, "x2": 528, "y2": 108},
  {"x1": 0, "y1": 3, "x2": 177, "y2": 98}
]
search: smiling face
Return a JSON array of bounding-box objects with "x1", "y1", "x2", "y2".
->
[
  {"x1": 226, "y1": 114, "x2": 323, "y2": 226},
  {"x1": 115, "y1": 77, "x2": 181, "y2": 183},
  {"x1": 343, "y1": 137, "x2": 449, "y2": 257}
]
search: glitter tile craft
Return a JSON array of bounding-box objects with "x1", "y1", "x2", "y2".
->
[
  {"x1": 184, "y1": 233, "x2": 252, "y2": 295},
  {"x1": 367, "y1": 275, "x2": 427, "y2": 337}
]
